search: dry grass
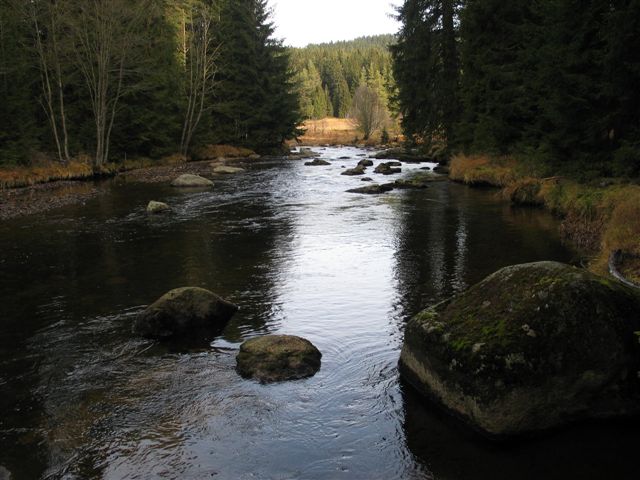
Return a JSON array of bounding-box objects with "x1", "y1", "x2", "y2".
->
[
  {"x1": 0, "y1": 158, "x2": 94, "y2": 189},
  {"x1": 296, "y1": 117, "x2": 401, "y2": 146},
  {"x1": 192, "y1": 144, "x2": 256, "y2": 160},
  {"x1": 451, "y1": 153, "x2": 640, "y2": 278},
  {"x1": 449, "y1": 154, "x2": 519, "y2": 187}
]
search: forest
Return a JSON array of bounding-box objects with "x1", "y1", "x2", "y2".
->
[
  {"x1": 290, "y1": 35, "x2": 396, "y2": 121},
  {"x1": 0, "y1": 0, "x2": 299, "y2": 168},
  {"x1": 392, "y1": 0, "x2": 640, "y2": 178}
]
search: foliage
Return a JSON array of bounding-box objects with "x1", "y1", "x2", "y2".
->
[
  {"x1": 291, "y1": 35, "x2": 396, "y2": 120},
  {"x1": 0, "y1": 0, "x2": 301, "y2": 167},
  {"x1": 394, "y1": 0, "x2": 640, "y2": 175}
]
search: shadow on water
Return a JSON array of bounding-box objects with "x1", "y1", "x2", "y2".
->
[
  {"x1": 0, "y1": 147, "x2": 636, "y2": 479},
  {"x1": 402, "y1": 381, "x2": 640, "y2": 480}
]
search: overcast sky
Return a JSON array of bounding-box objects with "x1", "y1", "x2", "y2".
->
[{"x1": 271, "y1": 0, "x2": 402, "y2": 47}]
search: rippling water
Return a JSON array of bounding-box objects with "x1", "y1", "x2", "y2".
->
[{"x1": 1, "y1": 146, "x2": 638, "y2": 479}]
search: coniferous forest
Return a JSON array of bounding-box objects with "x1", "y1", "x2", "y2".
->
[
  {"x1": 392, "y1": 0, "x2": 640, "y2": 177},
  {"x1": 0, "y1": 0, "x2": 300, "y2": 167}
]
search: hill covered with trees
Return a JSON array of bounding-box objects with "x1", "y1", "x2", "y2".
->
[
  {"x1": 291, "y1": 35, "x2": 397, "y2": 122},
  {"x1": 0, "y1": 0, "x2": 299, "y2": 167},
  {"x1": 392, "y1": 0, "x2": 640, "y2": 177}
]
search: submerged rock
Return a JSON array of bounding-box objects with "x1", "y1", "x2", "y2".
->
[
  {"x1": 171, "y1": 174, "x2": 213, "y2": 188},
  {"x1": 236, "y1": 335, "x2": 322, "y2": 383},
  {"x1": 433, "y1": 165, "x2": 450, "y2": 175},
  {"x1": 213, "y1": 166, "x2": 246, "y2": 174},
  {"x1": 374, "y1": 163, "x2": 402, "y2": 175},
  {"x1": 305, "y1": 159, "x2": 331, "y2": 166},
  {"x1": 133, "y1": 287, "x2": 238, "y2": 340},
  {"x1": 361, "y1": 177, "x2": 373, "y2": 182},
  {"x1": 400, "y1": 261, "x2": 640, "y2": 438},
  {"x1": 347, "y1": 184, "x2": 394, "y2": 195},
  {"x1": 146, "y1": 201, "x2": 170, "y2": 213},
  {"x1": 341, "y1": 165, "x2": 366, "y2": 176},
  {"x1": 357, "y1": 159, "x2": 374, "y2": 167}
]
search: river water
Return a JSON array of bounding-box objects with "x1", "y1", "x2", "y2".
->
[{"x1": 0, "y1": 146, "x2": 637, "y2": 480}]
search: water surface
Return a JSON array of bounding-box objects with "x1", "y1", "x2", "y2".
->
[{"x1": 1, "y1": 146, "x2": 637, "y2": 479}]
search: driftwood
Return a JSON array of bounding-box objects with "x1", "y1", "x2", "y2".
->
[{"x1": 609, "y1": 250, "x2": 640, "y2": 289}]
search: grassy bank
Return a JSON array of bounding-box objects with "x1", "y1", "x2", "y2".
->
[
  {"x1": 0, "y1": 145, "x2": 256, "y2": 190},
  {"x1": 296, "y1": 117, "x2": 401, "y2": 146},
  {"x1": 450, "y1": 154, "x2": 640, "y2": 282}
]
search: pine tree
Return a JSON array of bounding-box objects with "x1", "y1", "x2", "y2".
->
[{"x1": 211, "y1": 0, "x2": 300, "y2": 151}]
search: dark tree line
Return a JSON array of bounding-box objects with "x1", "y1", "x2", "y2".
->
[
  {"x1": 0, "y1": 0, "x2": 300, "y2": 167},
  {"x1": 392, "y1": 0, "x2": 640, "y2": 176},
  {"x1": 291, "y1": 35, "x2": 397, "y2": 120}
]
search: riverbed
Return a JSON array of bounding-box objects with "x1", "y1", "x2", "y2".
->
[{"x1": 0, "y1": 146, "x2": 637, "y2": 479}]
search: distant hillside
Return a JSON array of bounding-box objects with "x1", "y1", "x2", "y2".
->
[{"x1": 290, "y1": 35, "x2": 396, "y2": 120}]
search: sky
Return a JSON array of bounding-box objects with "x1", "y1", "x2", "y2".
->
[{"x1": 271, "y1": 0, "x2": 403, "y2": 48}]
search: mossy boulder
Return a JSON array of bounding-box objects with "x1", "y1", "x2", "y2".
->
[
  {"x1": 236, "y1": 335, "x2": 322, "y2": 383},
  {"x1": 171, "y1": 174, "x2": 213, "y2": 188},
  {"x1": 400, "y1": 261, "x2": 640, "y2": 438},
  {"x1": 133, "y1": 287, "x2": 238, "y2": 340},
  {"x1": 358, "y1": 159, "x2": 374, "y2": 167},
  {"x1": 146, "y1": 201, "x2": 170, "y2": 214}
]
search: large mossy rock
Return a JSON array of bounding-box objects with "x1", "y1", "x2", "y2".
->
[
  {"x1": 400, "y1": 261, "x2": 640, "y2": 437},
  {"x1": 236, "y1": 335, "x2": 322, "y2": 383},
  {"x1": 171, "y1": 174, "x2": 213, "y2": 188},
  {"x1": 133, "y1": 287, "x2": 238, "y2": 339}
]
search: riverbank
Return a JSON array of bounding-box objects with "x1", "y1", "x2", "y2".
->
[
  {"x1": 0, "y1": 145, "x2": 260, "y2": 220},
  {"x1": 449, "y1": 154, "x2": 640, "y2": 283}
]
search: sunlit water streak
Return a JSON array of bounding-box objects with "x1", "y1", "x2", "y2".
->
[{"x1": 1, "y1": 146, "x2": 637, "y2": 480}]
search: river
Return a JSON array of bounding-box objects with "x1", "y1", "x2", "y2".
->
[{"x1": 0, "y1": 146, "x2": 637, "y2": 479}]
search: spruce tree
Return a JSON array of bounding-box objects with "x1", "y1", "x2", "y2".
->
[{"x1": 211, "y1": 0, "x2": 300, "y2": 152}]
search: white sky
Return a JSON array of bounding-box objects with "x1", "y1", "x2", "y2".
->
[{"x1": 271, "y1": 0, "x2": 403, "y2": 47}]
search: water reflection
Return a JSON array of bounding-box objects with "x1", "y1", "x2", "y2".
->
[{"x1": 0, "y1": 146, "x2": 613, "y2": 480}]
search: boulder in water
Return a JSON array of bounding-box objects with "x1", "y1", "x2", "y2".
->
[
  {"x1": 146, "y1": 201, "x2": 170, "y2": 213},
  {"x1": 171, "y1": 174, "x2": 213, "y2": 188},
  {"x1": 374, "y1": 163, "x2": 402, "y2": 175},
  {"x1": 236, "y1": 335, "x2": 322, "y2": 383},
  {"x1": 305, "y1": 159, "x2": 331, "y2": 166},
  {"x1": 341, "y1": 165, "x2": 366, "y2": 176},
  {"x1": 133, "y1": 287, "x2": 238, "y2": 340},
  {"x1": 357, "y1": 159, "x2": 374, "y2": 167},
  {"x1": 347, "y1": 184, "x2": 394, "y2": 195},
  {"x1": 400, "y1": 261, "x2": 640, "y2": 437}
]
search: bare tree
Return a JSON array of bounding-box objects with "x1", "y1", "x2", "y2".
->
[
  {"x1": 179, "y1": 2, "x2": 219, "y2": 157},
  {"x1": 350, "y1": 84, "x2": 388, "y2": 140},
  {"x1": 21, "y1": 0, "x2": 71, "y2": 163},
  {"x1": 66, "y1": 0, "x2": 150, "y2": 167}
]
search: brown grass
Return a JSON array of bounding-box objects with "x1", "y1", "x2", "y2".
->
[
  {"x1": 192, "y1": 144, "x2": 256, "y2": 160},
  {"x1": 451, "y1": 153, "x2": 640, "y2": 278},
  {"x1": 449, "y1": 154, "x2": 519, "y2": 187},
  {"x1": 0, "y1": 158, "x2": 94, "y2": 189},
  {"x1": 296, "y1": 117, "x2": 401, "y2": 146}
]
